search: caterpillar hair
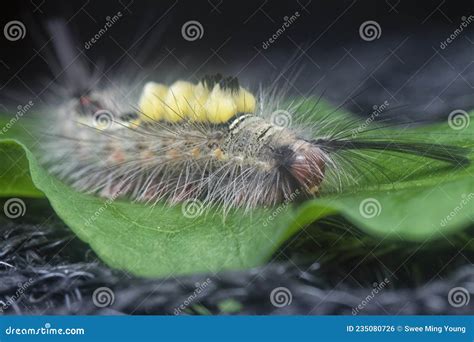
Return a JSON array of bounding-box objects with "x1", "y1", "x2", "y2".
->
[{"x1": 36, "y1": 20, "x2": 470, "y2": 213}]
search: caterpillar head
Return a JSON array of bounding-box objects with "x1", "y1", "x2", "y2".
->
[
  {"x1": 225, "y1": 114, "x2": 327, "y2": 204},
  {"x1": 259, "y1": 134, "x2": 326, "y2": 202},
  {"x1": 284, "y1": 140, "x2": 326, "y2": 195}
]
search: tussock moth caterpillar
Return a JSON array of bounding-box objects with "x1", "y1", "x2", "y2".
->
[{"x1": 37, "y1": 21, "x2": 469, "y2": 213}]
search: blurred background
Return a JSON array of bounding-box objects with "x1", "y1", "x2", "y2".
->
[
  {"x1": 1, "y1": 0, "x2": 473, "y2": 119},
  {"x1": 0, "y1": 0, "x2": 473, "y2": 315}
]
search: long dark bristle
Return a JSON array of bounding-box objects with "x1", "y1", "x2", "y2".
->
[{"x1": 313, "y1": 139, "x2": 471, "y2": 166}]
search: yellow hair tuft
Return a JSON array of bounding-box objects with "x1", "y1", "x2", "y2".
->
[
  {"x1": 234, "y1": 88, "x2": 256, "y2": 114},
  {"x1": 204, "y1": 85, "x2": 238, "y2": 123},
  {"x1": 188, "y1": 82, "x2": 210, "y2": 121},
  {"x1": 163, "y1": 81, "x2": 195, "y2": 122},
  {"x1": 138, "y1": 82, "x2": 168, "y2": 121},
  {"x1": 137, "y1": 77, "x2": 256, "y2": 124}
]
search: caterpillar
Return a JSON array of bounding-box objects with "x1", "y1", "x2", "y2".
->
[{"x1": 37, "y1": 21, "x2": 469, "y2": 213}]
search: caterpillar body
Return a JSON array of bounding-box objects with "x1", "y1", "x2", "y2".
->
[
  {"x1": 43, "y1": 73, "x2": 328, "y2": 210},
  {"x1": 38, "y1": 21, "x2": 469, "y2": 213}
]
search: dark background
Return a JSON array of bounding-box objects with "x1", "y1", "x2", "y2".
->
[
  {"x1": 1, "y1": 0, "x2": 473, "y2": 120},
  {"x1": 0, "y1": 0, "x2": 473, "y2": 315}
]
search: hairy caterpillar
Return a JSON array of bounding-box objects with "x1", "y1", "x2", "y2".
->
[{"x1": 37, "y1": 21, "x2": 469, "y2": 213}]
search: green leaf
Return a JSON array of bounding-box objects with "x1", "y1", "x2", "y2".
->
[
  {"x1": 0, "y1": 117, "x2": 43, "y2": 198},
  {"x1": 0, "y1": 109, "x2": 473, "y2": 277},
  {"x1": 0, "y1": 141, "x2": 43, "y2": 197}
]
